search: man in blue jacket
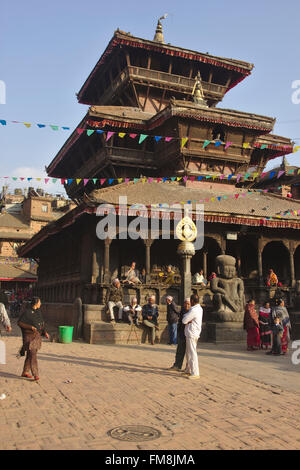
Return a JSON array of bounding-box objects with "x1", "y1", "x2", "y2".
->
[{"x1": 142, "y1": 295, "x2": 159, "y2": 345}]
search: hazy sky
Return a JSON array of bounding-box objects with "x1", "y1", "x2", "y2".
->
[{"x1": 1, "y1": 0, "x2": 299, "y2": 196}]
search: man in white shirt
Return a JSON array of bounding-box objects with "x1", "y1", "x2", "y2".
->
[
  {"x1": 0, "y1": 302, "x2": 11, "y2": 334},
  {"x1": 182, "y1": 294, "x2": 203, "y2": 379}
]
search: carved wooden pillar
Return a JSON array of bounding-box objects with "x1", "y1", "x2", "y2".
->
[
  {"x1": 257, "y1": 238, "x2": 263, "y2": 286},
  {"x1": 203, "y1": 250, "x2": 208, "y2": 279},
  {"x1": 220, "y1": 236, "x2": 226, "y2": 255},
  {"x1": 103, "y1": 238, "x2": 112, "y2": 283},
  {"x1": 91, "y1": 238, "x2": 99, "y2": 284},
  {"x1": 289, "y1": 241, "x2": 296, "y2": 288},
  {"x1": 144, "y1": 239, "x2": 154, "y2": 283},
  {"x1": 236, "y1": 244, "x2": 241, "y2": 277}
]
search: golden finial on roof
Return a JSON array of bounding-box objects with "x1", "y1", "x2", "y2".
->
[
  {"x1": 192, "y1": 71, "x2": 208, "y2": 107},
  {"x1": 153, "y1": 14, "x2": 167, "y2": 43}
]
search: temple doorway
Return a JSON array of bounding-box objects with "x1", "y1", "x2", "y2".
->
[
  {"x1": 239, "y1": 239, "x2": 258, "y2": 279},
  {"x1": 294, "y1": 245, "x2": 300, "y2": 280},
  {"x1": 262, "y1": 241, "x2": 290, "y2": 285},
  {"x1": 191, "y1": 237, "x2": 222, "y2": 279},
  {"x1": 109, "y1": 237, "x2": 145, "y2": 280},
  {"x1": 151, "y1": 238, "x2": 180, "y2": 272}
]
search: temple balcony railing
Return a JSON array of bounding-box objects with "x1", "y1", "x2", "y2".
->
[
  {"x1": 64, "y1": 145, "x2": 156, "y2": 199},
  {"x1": 106, "y1": 146, "x2": 155, "y2": 167},
  {"x1": 98, "y1": 66, "x2": 227, "y2": 105},
  {"x1": 36, "y1": 281, "x2": 298, "y2": 315},
  {"x1": 154, "y1": 138, "x2": 252, "y2": 167}
]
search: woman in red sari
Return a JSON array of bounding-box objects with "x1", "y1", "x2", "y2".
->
[{"x1": 243, "y1": 299, "x2": 260, "y2": 351}]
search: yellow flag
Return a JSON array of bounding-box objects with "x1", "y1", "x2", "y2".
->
[
  {"x1": 118, "y1": 133, "x2": 126, "y2": 138},
  {"x1": 177, "y1": 177, "x2": 182, "y2": 181},
  {"x1": 118, "y1": 178, "x2": 123, "y2": 183},
  {"x1": 243, "y1": 143, "x2": 250, "y2": 148},
  {"x1": 252, "y1": 172, "x2": 259, "y2": 179},
  {"x1": 181, "y1": 137, "x2": 188, "y2": 149},
  {"x1": 36, "y1": 178, "x2": 41, "y2": 181},
  {"x1": 76, "y1": 179, "x2": 82, "y2": 185},
  {"x1": 141, "y1": 178, "x2": 146, "y2": 184},
  {"x1": 293, "y1": 146, "x2": 300, "y2": 153},
  {"x1": 24, "y1": 123, "x2": 31, "y2": 128}
]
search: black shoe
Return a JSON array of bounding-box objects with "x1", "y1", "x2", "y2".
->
[{"x1": 266, "y1": 351, "x2": 273, "y2": 355}]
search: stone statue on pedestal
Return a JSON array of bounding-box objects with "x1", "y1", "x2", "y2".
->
[{"x1": 210, "y1": 255, "x2": 245, "y2": 321}]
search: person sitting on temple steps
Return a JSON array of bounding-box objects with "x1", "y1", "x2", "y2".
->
[
  {"x1": 105, "y1": 278, "x2": 124, "y2": 323},
  {"x1": 124, "y1": 261, "x2": 141, "y2": 285},
  {"x1": 123, "y1": 297, "x2": 142, "y2": 326},
  {"x1": 192, "y1": 269, "x2": 207, "y2": 287}
]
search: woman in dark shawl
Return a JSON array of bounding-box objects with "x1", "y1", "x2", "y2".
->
[
  {"x1": 243, "y1": 299, "x2": 260, "y2": 351},
  {"x1": 259, "y1": 301, "x2": 272, "y2": 349},
  {"x1": 17, "y1": 297, "x2": 49, "y2": 380},
  {"x1": 271, "y1": 299, "x2": 291, "y2": 354}
]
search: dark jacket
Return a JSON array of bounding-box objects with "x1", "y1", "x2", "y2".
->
[
  {"x1": 142, "y1": 304, "x2": 159, "y2": 324},
  {"x1": 18, "y1": 307, "x2": 46, "y2": 335},
  {"x1": 105, "y1": 285, "x2": 124, "y2": 304},
  {"x1": 167, "y1": 301, "x2": 179, "y2": 324},
  {"x1": 272, "y1": 323, "x2": 284, "y2": 337},
  {"x1": 177, "y1": 307, "x2": 188, "y2": 339}
]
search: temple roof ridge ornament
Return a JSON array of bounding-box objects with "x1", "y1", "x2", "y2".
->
[
  {"x1": 280, "y1": 155, "x2": 289, "y2": 170},
  {"x1": 192, "y1": 71, "x2": 208, "y2": 107},
  {"x1": 153, "y1": 14, "x2": 168, "y2": 44}
]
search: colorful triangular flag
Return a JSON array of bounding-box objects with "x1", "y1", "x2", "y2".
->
[{"x1": 139, "y1": 134, "x2": 148, "y2": 144}]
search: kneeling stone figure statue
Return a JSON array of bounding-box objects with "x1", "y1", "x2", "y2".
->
[{"x1": 210, "y1": 255, "x2": 245, "y2": 322}]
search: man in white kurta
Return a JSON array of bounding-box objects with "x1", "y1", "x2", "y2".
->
[{"x1": 182, "y1": 294, "x2": 203, "y2": 379}]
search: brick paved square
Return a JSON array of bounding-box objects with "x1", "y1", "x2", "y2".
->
[{"x1": 0, "y1": 323, "x2": 300, "y2": 450}]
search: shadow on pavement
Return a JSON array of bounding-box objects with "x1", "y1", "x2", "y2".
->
[{"x1": 37, "y1": 354, "x2": 182, "y2": 378}]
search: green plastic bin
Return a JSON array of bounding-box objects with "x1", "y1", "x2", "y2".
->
[{"x1": 58, "y1": 326, "x2": 74, "y2": 344}]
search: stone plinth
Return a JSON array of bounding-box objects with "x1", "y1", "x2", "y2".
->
[
  {"x1": 84, "y1": 320, "x2": 170, "y2": 345},
  {"x1": 206, "y1": 321, "x2": 246, "y2": 343}
]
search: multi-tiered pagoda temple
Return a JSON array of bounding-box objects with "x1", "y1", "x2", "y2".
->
[{"x1": 19, "y1": 21, "x2": 300, "y2": 343}]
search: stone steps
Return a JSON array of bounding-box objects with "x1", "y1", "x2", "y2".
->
[
  {"x1": 83, "y1": 303, "x2": 168, "y2": 323},
  {"x1": 83, "y1": 320, "x2": 170, "y2": 345}
]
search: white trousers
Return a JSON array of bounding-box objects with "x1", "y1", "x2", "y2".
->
[
  {"x1": 185, "y1": 335, "x2": 199, "y2": 376},
  {"x1": 108, "y1": 301, "x2": 123, "y2": 320},
  {"x1": 0, "y1": 303, "x2": 10, "y2": 330}
]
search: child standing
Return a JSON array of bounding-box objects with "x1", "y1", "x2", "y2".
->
[{"x1": 267, "y1": 317, "x2": 283, "y2": 356}]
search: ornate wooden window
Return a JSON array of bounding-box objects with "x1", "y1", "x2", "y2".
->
[{"x1": 212, "y1": 125, "x2": 225, "y2": 141}]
